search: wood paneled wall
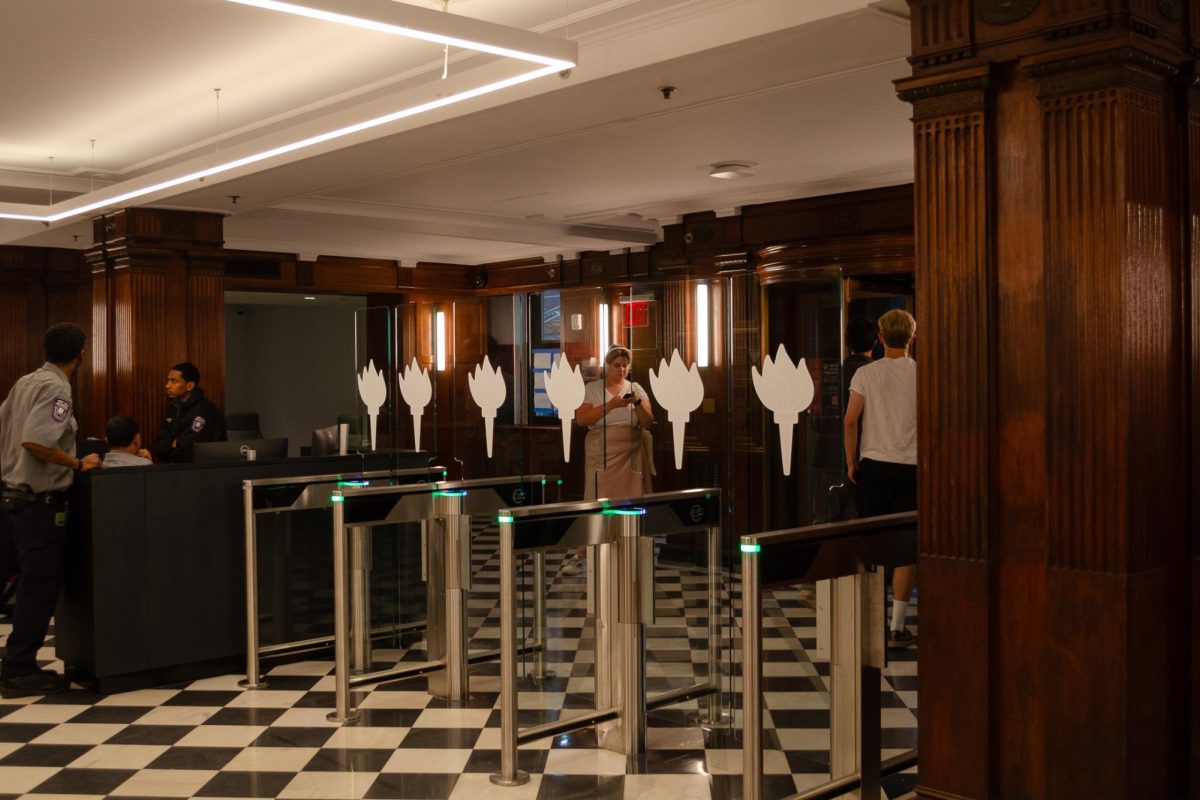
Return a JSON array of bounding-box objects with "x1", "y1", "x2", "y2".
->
[
  {"x1": 898, "y1": 1, "x2": 1197, "y2": 797},
  {"x1": 0, "y1": 247, "x2": 94, "y2": 433}
]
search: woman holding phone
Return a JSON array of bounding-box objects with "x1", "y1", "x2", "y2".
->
[{"x1": 561, "y1": 345, "x2": 654, "y2": 574}]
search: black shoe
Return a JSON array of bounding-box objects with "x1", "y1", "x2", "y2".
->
[
  {"x1": 887, "y1": 628, "x2": 916, "y2": 650},
  {"x1": 1, "y1": 670, "x2": 69, "y2": 698}
]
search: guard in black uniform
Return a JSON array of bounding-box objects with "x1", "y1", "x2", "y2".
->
[
  {"x1": 0, "y1": 323, "x2": 101, "y2": 697},
  {"x1": 149, "y1": 362, "x2": 226, "y2": 463}
]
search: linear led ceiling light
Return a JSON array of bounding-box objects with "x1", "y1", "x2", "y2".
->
[{"x1": 0, "y1": 0, "x2": 576, "y2": 224}]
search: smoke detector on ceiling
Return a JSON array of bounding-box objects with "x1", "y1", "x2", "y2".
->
[{"x1": 709, "y1": 162, "x2": 755, "y2": 179}]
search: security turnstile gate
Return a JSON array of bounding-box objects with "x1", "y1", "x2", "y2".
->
[
  {"x1": 490, "y1": 488, "x2": 727, "y2": 787},
  {"x1": 739, "y1": 512, "x2": 917, "y2": 800},
  {"x1": 326, "y1": 475, "x2": 548, "y2": 722},
  {"x1": 240, "y1": 465, "x2": 442, "y2": 689}
]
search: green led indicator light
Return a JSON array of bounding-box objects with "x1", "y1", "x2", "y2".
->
[
  {"x1": 498, "y1": 514, "x2": 515, "y2": 524},
  {"x1": 434, "y1": 489, "x2": 467, "y2": 497},
  {"x1": 602, "y1": 507, "x2": 646, "y2": 516},
  {"x1": 541, "y1": 479, "x2": 547, "y2": 486},
  {"x1": 338, "y1": 480, "x2": 368, "y2": 487},
  {"x1": 442, "y1": 470, "x2": 449, "y2": 478},
  {"x1": 557, "y1": 479, "x2": 563, "y2": 486},
  {"x1": 739, "y1": 543, "x2": 761, "y2": 554},
  {"x1": 330, "y1": 495, "x2": 345, "y2": 503}
]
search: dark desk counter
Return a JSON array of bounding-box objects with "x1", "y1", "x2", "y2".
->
[{"x1": 58, "y1": 451, "x2": 429, "y2": 692}]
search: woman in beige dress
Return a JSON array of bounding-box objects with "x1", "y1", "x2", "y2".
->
[{"x1": 561, "y1": 345, "x2": 654, "y2": 574}]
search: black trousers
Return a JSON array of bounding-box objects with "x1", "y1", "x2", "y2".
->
[
  {"x1": 0, "y1": 499, "x2": 67, "y2": 678},
  {"x1": 855, "y1": 458, "x2": 917, "y2": 518}
]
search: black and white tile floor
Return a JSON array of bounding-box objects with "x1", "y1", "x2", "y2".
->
[{"x1": 0, "y1": 527, "x2": 917, "y2": 799}]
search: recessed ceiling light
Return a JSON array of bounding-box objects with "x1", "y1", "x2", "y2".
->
[
  {"x1": 709, "y1": 162, "x2": 755, "y2": 179},
  {"x1": 0, "y1": 0, "x2": 576, "y2": 224}
]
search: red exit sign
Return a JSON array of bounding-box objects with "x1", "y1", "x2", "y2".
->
[{"x1": 624, "y1": 301, "x2": 649, "y2": 328}]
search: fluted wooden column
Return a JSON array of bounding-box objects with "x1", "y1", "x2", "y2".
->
[
  {"x1": 1187, "y1": 66, "x2": 1200, "y2": 794},
  {"x1": 898, "y1": 2, "x2": 1196, "y2": 797},
  {"x1": 87, "y1": 209, "x2": 225, "y2": 439}
]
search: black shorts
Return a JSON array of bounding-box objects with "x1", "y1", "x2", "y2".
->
[{"x1": 855, "y1": 458, "x2": 916, "y2": 518}]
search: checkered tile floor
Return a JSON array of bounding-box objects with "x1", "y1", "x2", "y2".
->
[{"x1": 0, "y1": 524, "x2": 917, "y2": 799}]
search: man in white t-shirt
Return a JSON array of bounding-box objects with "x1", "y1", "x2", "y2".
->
[{"x1": 843, "y1": 309, "x2": 917, "y2": 649}]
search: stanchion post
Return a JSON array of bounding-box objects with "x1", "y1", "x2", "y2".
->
[
  {"x1": 490, "y1": 513, "x2": 530, "y2": 786},
  {"x1": 240, "y1": 481, "x2": 266, "y2": 689},
  {"x1": 741, "y1": 543, "x2": 763, "y2": 800},
  {"x1": 327, "y1": 492, "x2": 360, "y2": 723}
]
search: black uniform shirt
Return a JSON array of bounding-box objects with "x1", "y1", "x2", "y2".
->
[{"x1": 150, "y1": 388, "x2": 226, "y2": 463}]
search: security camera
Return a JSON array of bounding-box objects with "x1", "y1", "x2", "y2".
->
[{"x1": 658, "y1": 85, "x2": 677, "y2": 100}]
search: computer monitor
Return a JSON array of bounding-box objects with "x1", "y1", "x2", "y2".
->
[
  {"x1": 312, "y1": 425, "x2": 340, "y2": 456},
  {"x1": 193, "y1": 437, "x2": 288, "y2": 462},
  {"x1": 76, "y1": 439, "x2": 107, "y2": 459}
]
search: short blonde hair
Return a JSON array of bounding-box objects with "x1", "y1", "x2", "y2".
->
[
  {"x1": 605, "y1": 345, "x2": 632, "y2": 365},
  {"x1": 878, "y1": 309, "x2": 916, "y2": 348}
]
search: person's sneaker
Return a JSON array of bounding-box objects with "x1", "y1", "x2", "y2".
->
[
  {"x1": 887, "y1": 628, "x2": 916, "y2": 650},
  {"x1": 1, "y1": 670, "x2": 69, "y2": 698},
  {"x1": 561, "y1": 553, "x2": 584, "y2": 576}
]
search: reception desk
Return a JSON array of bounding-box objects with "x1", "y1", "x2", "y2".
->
[{"x1": 57, "y1": 451, "x2": 430, "y2": 693}]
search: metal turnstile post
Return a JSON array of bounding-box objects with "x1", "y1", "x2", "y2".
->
[
  {"x1": 742, "y1": 549, "x2": 763, "y2": 800},
  {"x1": 239, "y1": 481, "x2": 266, "y2": 689},
  {"x1": 490, "y1": 516, "x2": 530, "y2": 786},
  {"x1": 704, "y1": 523, "x2": 724, "y2": 725},
  {"x1": 327, "y1": 494, "x2": 360, "y2": 723},
  {"x1": 597, "y1": 511, "x2": 647, "y2": 755},
  {"x1": 615, "y1": 511, "x2": 646, "y2": 755},
  {"x1": 830, "y1": 571, "x2": 885, "y2": 799},
  {"x1": 427, "y1": 491, "x2": 469, "y2": 701}
]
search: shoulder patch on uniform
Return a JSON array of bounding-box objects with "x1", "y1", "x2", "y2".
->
[
  {"x1": 192, "y1": 416, "x2": 206, "y2": 433},
  {"x1": 52, "y1": 398, "x2": 71, "y2": 422}
]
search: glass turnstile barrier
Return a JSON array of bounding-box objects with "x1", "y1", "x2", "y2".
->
[
  {"x1": 325, "y1": 475, "x2": 549, "y2": 722},
  {"x1": 740, "y1": 512, "x2": 917, "y2": 800},
  {"x1": 489, "y1": 488, "x2": 726, "y2": 787},
  {"x1": 240, "y1": 465, "x2": 442, "y2": 688}
]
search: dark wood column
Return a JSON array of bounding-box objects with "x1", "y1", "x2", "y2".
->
[
  {"x1": 86, "y1": 209, "x2": 225, "y2": 440},
  {"x1": 898, "y1": 3, "x2": 1196, "y2": 798}
]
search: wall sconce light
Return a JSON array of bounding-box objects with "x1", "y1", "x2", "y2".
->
[
  {"x1": 695, "y1": 283, "x2": 709, "y2": 367},
  {"x1": 435, "y1": 310, "x2": 447, "y2": 371},
  {"x1": 598, "y1": 303, "x2": 610, "y2": 360}
]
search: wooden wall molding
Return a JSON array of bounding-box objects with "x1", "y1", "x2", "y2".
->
[
  {"x1": 756, "y1": 233, "x2": 914, "y2": 283},
  {"x1": 911, "y1": 0, "x2": 1190, "y2": 79}
]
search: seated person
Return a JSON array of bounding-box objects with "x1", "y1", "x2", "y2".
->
[
  {"x1": 102, "y1": 416, "x2": 152, "y2": 467},
  {"x1": 149, "y1": 362, "x2": 226, "y2": 463}
]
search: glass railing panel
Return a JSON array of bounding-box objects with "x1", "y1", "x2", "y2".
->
[{"x1": 253, "y1": 506, "x2": 337, "y2": 647}]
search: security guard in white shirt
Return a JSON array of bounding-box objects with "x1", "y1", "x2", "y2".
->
[{"x1": 0, "y1": 323, "x2": 100, "y2": 697}]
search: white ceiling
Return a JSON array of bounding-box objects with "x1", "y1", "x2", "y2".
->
[{"x1": 0, "y1": 0, "x2": 914, "y2": 264}]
